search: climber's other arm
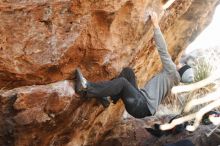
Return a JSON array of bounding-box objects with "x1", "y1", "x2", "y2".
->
[{"x1": 149, "y1": 12, "x2": 176, "y2": 73}]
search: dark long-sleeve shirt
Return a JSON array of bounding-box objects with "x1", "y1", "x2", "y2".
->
[{"x1": 140, "y1": 28, "x2": 180, "y2": 115}]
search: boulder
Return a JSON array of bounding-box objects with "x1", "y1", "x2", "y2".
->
[
  {"x1": 0, "y1": 0, "x2": 219, "y2": 145},
  {"x1": 100, "y1": 117, "x2": 220, "y2": 146}
]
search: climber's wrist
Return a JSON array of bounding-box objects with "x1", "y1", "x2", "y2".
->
[{"x1": 149, "y1": 11, "x2": 160, "y2": 29}]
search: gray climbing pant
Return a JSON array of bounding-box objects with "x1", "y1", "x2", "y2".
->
[{"x1": 86, "y1": 68, "x2": 151, "y2": 118}]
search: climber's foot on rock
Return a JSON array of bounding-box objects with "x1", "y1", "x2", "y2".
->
[
  {"x1": 75, "y1": 68, "x2": 88, "y2": 96},
  {"x1": 99, "y1": 96, "x2": 110, "y2": 108}
]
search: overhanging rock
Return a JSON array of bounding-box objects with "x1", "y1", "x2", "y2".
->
[{"x1": 0, "y1": 0, "x2": 219, "y2": 145}]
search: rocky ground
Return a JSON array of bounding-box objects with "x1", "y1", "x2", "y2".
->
[{"x1": 100, "y1": 117, "x2": 220, "y2": 146}]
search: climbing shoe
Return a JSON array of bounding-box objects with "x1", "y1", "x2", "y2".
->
[
  {"x1": 111, "y1": 95, "x2": 120, "y2": 104},
  {"x1": 75, "y1": 68, "x2": 88, "y2": 96},
  {"x1": 99, "y1": 96, "x2": 110, "y2": 108}
]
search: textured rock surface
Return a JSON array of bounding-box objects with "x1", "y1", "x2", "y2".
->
[
  {"x1": 100, "y1": 117, "x2": 220, "y2": 146},
  {"x1": 0, "y1": 0, "x2": 219, "y2": 146},
  {"x1": 0, "y1": 0, "x2": 217, "y2": 89},
  {"x1": 0, "y1": 0, "x2": 161, "y2": 88},
  {"x1": 0, "y1": 81, "x2": 124, "y2": 146}
]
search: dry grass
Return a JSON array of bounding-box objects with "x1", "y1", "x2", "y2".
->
[
  {"x1": 182, "y1": 84, "x2": 216, "y2": 115},
  {"x1": 181, "y1": 58, "x2": 218, "y2": 115},
  {"x1": 194, "y1": 58, "x2": 212, "y2": 82},
  {"x1": 160, "y1": 48, "x2": 220, "y2": 132},
  {"x1": 160, "y1": 93, "x2": 183, "y2": 115},
  {"x1": 161, "y1": 56, "x2": 218, "y2": 115}
]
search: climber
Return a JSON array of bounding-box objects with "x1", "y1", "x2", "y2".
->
[{"x1": 74, "y1": 12, "x2": 194, "y2": 118}]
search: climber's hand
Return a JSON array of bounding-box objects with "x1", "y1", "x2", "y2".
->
[{"x1": 149, "y1": 11, "x2": 159, "y2": 28}]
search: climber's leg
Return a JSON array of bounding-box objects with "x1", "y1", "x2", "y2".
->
[
  {"x1": 118, "y1": 67, "x2": 138, "y2": 89},
  {"x1": 98, "y1": 96, "x2": 110, "y2": 108},
  {"x1": 75, "y1": 68, "x2": 151, "y2": 118},
  {"x1": 86, "y1": 78, "x2": 151, "y2": 118},
  {"x1": 75, "y1": 68, "x2": 110, "y2": 108},
  {"x1": 111, "y1": 67, "x2": 138, "y2": 104}
]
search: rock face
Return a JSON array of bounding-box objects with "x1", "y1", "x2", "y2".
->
[
  {"x1": 0, "y1": 0, "x2": 219, "y2": 146},
  {"x1": 0, "y1": 80, "x2": 124, "y2": 146},
  {"x1": 0, "y1": 0, "x2": 161, "y2": 88},
  {"x1": 100, "y1": 117, "x2": 220, "y2": 146}
]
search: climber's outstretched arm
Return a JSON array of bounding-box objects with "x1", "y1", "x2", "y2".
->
[{"x1": 149, "y1": 12, "x2": 176, "y2": 73}]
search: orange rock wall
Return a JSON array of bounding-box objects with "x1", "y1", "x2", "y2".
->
[
  {"x1": 0, "y1": 0, "x2": 160, "y2": 88},
  {"x1": 0, "y1": 0, "x2": 219, "y2": 146},
  {"x1": 0, "y1": 81, "x2": 124, "y2": 146}
]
